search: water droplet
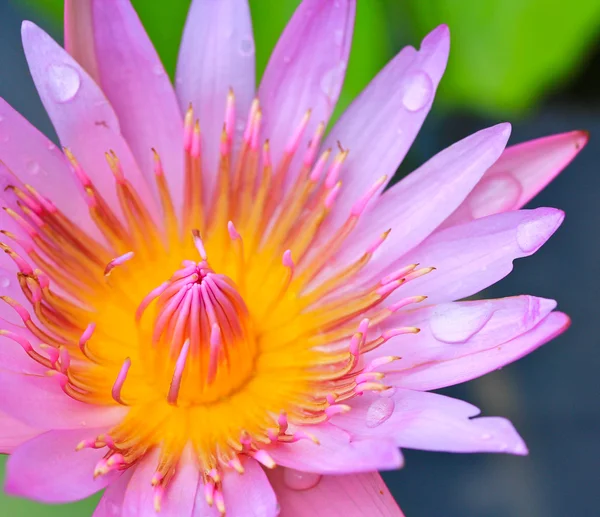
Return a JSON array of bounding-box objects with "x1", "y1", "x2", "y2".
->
[
  {"x1": 469, "y1": 173, "x2": 522, "y2": 219},
  {"x1": 239, "y1": 37, "x2": 255, "y2": 57},
  {"x1": 320, "y1": 62, "x2": 347, "y2": 98},
  {"x1": 283, "y1": 468, "x2": 321, "y2": 490},
  {"x1": 366, "y1": 397, "x2": 395, "y2": 428},
  {"x1": 153, "y1": 64, "x2": 165, "y2": 76},
  {"x1": 26, "y1": 160, "x2": 45, "y2": 176},
  {"x1": 47, "y1": 142, "x2": 57, "y2": 151},
  {"x1": 401, "y1": 71, "x2": 433, "y2": 112},
  {"x1": 516, "y1": 216, "x2": 556, "y2": 253},
  {"x1": 334, "y1": 29, "x2": 344, "y2": 46},
  {"x1": 430, "y1": 302, "x2": 493, "y2": 343},
  {"x1": 0, "y1": 276, "x2": 10, "y2": 288},
  {"x1": 47, "y1": 63, "x2": 81, "y2": 103},
  {"x1": 0, "y1": 115, "x2": 4, "y2": 122},
  {"x1": 481, "y1": 433, "x2": 492, "y2": 440},
  {"x1": 283, "y1": 55, "x2": 292, "y2": 64}
]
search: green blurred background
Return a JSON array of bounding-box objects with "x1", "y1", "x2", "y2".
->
[{"x1": 1, "y1": 0, "x2": 599, "y2": 515}]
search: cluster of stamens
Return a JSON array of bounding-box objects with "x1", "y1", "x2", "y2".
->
[{"x1": 0, "y1": 88, "x2": 432, "y2": 513}]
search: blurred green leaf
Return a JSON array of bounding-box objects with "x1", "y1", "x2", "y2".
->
[{"x1": 394, "y1": 0, "x2": 600, "y2": 115}]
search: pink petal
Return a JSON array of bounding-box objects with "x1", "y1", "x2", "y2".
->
[
  {"x1": 268, "y1": 469, "x2": 404, "y2": 517},
  {"x1": 4, "y1": 427, "x2": 117, "y2": 503},
  {"x1": 333, "y1": 390, "x2": 527, "y2": 455},
  {"x1": 386, "y1": 207, "x2": 564, "y2": 305},
  {"x1": 176, "y1": 0, "x2": 255, "y2": 201},
  {"x1": 323, "y1": 24, "x2": 450, "y2": 232},
  {"x1": 0, "y1": 99, "x2": 99, "y2": 239},
  {"x1": 0, "y1": 410, "x2": 40, "y2": 453},
  {"x1": 346, "y1": 123, "x2": 511, "y2": 274},
  {"x1": 64, "y1": 0, "x2": 100, "y2": 81},
  {"x1": 0, "y1": 370, "x2": 125, "y2": 430},
  {"x1": 258, "y1": 0, "x2": 355, "y2": 175},
  {"x1": 386, "y1": 311, "x2": 570, "y2": 391},
  {"x1": 93, "y1": 469, "x2": 133, "y2": 517},
  {"x1": 122, "y1": 448, "x2": 198, "y2": 517},
  {"x1": 193, "y1": 458, "x2": 278, "y2": 517},
  {"x1": 444, "y1": 130, "x2": 589, "y2": 226},
  {"x1": 21, "y1": 22, "x2": 157, "y2": 225},
  {"x1": 0, "y1": 324, "x2": 47, "y2": 374},
  {"x1": 371, "y1": 296, "x2": 557, "y2": 389},
  {"x1": 92, "y1": 0, "x2": 184, "y2": 211},
  {"x1": 267, "y1": 423, "x2": 402, "y2": 474}
]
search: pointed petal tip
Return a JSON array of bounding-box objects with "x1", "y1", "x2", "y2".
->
[{"x1": 422, "y1": 24, "x2": 451, "y2": 46}]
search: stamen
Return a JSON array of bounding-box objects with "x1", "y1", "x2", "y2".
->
[
  {"x1": 104, "y1": 251, "x2": 134, "y2": 277},
  {"x1": 111, "y1": 358, "x2": 131, "y2": 405},
  {"x1": 167, "y1": 339, "x2": 190, "y2": 405}
]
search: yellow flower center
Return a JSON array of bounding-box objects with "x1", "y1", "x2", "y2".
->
[{"x1": 0, "y1": 93, "x2": 430, "y2": 511}]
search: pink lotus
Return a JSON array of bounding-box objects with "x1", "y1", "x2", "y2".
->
[{"x1": 0, "y1": 0, "x2": 586, "y2": 515}]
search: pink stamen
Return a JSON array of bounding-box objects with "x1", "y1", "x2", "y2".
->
[
  {"x1": 325, "y1": 151, "x2": 348, "y2": 188},
  {"x1": 251, "y1": 450, "x2": 276, "y2": 469},
  {"x1": 204, "y1": 480, "x2": 215, "y2": 506},
  {"x1": 388, "y1": 295, "x2": 427, "y2": 313},
  {"x1": 192, "y1": 229, "x2": 208, "y2": 260},
  {"x1": 381, "y1": 264, "x2": 419, "y2": 285},
  {"x1": 243, "y1": 98, "x2": 259, "y2": 143},
  {"x1": 262, "y1": 141, "x2": 272, "y2": 168},
  {"x1": 309, "y1": 149, "x2": 331, "y2": 183},
  {"x1": 191, "y1": 121, "x2": 202, "y2": 158},
  {"x1": 282, "y1": 249, "x2": 294, "y2": 270},
  {"x1": 111, "y1": 357, "x2": 131, "y2": 405},
  {"x1": 106, "y1": 151, "x2": 125, "y2": 184},
  {"x1": 324, "y1": 181, "x2": 342, "y2": 209},
  {"x1": 227, "y1": 221, "x2": 241, "y2": 241},
  {"x1": 225, "y1": 88, "x2": 236, "y2": 143},
  {"x1": 278, "y1": 411, "x2": 289, "y2": 433},
  {"x1": 183, "y1": 104, "x2": 194, "y2": 152},
  {"x1": 324, "y1": 404, "x2": 351, "y2": 417},
  {"x1": 58, "y1": 346, "x2": 70, "y2": 374},
  {"x1": 136, "y1": 281, "x2": 169, "y2": 322},
  {"x1": 366, "y1": 229, "x2": 391, "y2": 255},
  {"x1": 250, "y1": 110, "x2": 262, "y2": 150},
  {"x1": 228, "y1": 456, "x2": 244, "y2": 474},
  {"x1": 365, "y1": 355, "x2": 401, "y2": 373},
  {"x1": 153, "y1": 485, "x2": 165, "y2": 513},
  {"x1": 152, "y1": 148, "x2": 164, "y2": 176},
  {"x1": 64, "y1": 148, "x2": 92, "y2": 187},
  {"x1": 284, "y1": 110, "x2": 311, "y2": 155},
  {"x1": 79, "y1": 323, "x2": 96, "y2": 353},
  {"x1": 355, "y1": 372, "x2": 384, "y2": 384},
  {"x1": 214, "y1": 489, "x2": 226, "y2": 515},
  {"x1": 303, "y1": 121, "x2": 326, "y2": 166},
  {"x1": 104, "y1": 251, "x2": 134, "y2": 277},
  {"x1": 350, "y1": 175, "x2": 387, "y2": 217},
  {"x1": 167, "y1": 338, "x2": 190, "y2": 405},
  {"x1": 207, "y1": 324, "x2": 221, "y2": 384}
]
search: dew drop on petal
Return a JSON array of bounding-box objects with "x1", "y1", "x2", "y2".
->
[
  {"x1": 516, "y1": 218, "x2": 553, "y2": 253},
  {"x1": 0, "y1": 276, "x2": 10, "y2": 288},
  {"x1": 26, "y1": 160, "x2": 41, "y2": 176},
  {"x1": 320, "y1": 62, "x2": 346, "y2": 99},
  {"x1": 239, "y1": 37, "x2": 255, "y2": 57},
  {"x1": 481, "y1": 433, "x2": 492, "y2": 440},
  {"x1": 283, "y1": 55, "x2": 291, "y2": 64},
  {"x1": 366, "y1": 397, "x2": 395, "y2": 428},
  {"x1": 469, "y1": 173, "x2": 523, "y2": 219},
  {"x1": 153, "y1": 64, "x2": 165, "y2": 76},
  {"x1": 283, "y1": 468, "x2": 322, "y2": 491},
  {"x1": 430, "y1": 303, "x2": 493, "y2": 344},
  {"x1": 401, "y1": 71, "x2": 433, "y2": 112},
  {"x1": 47, "y1": 63, "x2": 81, "y2": 103}
]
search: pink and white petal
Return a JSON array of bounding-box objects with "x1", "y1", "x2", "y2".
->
[
  {"x1": 4, "y1": 428, "x2": 117, "y2": 503},
  {"x1": 64, "y1": 0, "x2": 100, "y2": 81},
  {"x1": 323, "y1": 25, "x2": 450, "y2": 232},
  {"x1": 259, "y1": 0, "x2": 355, "y2": 175},
  {"x1": 0, "y1": 410, "x2": 40, "y2": 453},
  {"x1": 333, "y1": 390, "x2": 527, "y2": 455},
  {"x1": 122, "y1": 448, "x2": 198, "y2": 517},
  {"x1": 344, "y1": 123, "x2": 511, "y2": 273},
  {"x1": 267, "y1": 423, "x2": 402, "y2": 474},
  {"x1": 0, "y1": 370, "x2": 125, "y2": 430},
  {"x1": 371, "y1": 296, "x2": 556, "y2": 383},
  {"x1": 21, "y1": 22, "x2": 156, "y2": 224},
  {"x1": 386, "y1": 207, "x2": 564, "y2": 305},
  {"x1": 386, "y1": 311, "x2": 570, "y2": 391},
  {"x1": 220, "y1": 462, "x2": 278, "y2": 517},
  {"x1": 443, "y1": 130, "x2": 589, "y2": 227},
  {"x1": 0, "y1": 99, "x2": 99, "y2": 239},
  {"x1": 93, "y1": 469, "x2": 134, "y2": 517},
  {"x1": 269, "y1": 469, "x2": 403, "y2": 517},
  {"x1": 177, "y1": 0, "x2": 255, "y2": 200},
  {"x1": 92, "y1": 0, "x2": 184, "y2": 210}
]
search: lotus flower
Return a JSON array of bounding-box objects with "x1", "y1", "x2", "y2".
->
[{"x1": 0, "y1": 0, "x2": 586, "y2": 515}]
